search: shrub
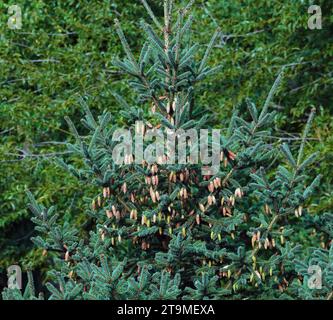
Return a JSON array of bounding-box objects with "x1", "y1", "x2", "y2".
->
[{"x1": 3, "y1": 1, "x2": 329, "y2": 300}]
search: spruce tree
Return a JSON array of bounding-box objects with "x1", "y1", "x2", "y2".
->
[{"x1": 2, "y1": 0, "x2": 326, "y2": 300}]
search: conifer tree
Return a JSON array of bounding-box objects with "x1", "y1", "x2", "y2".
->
[{"x1": 2, "y1": 0, "x2": 326, "y2": 300}]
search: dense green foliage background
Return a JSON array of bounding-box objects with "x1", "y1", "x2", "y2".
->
[{"x1": 0, "y1": 0, "x2": 332, "y2": 293}]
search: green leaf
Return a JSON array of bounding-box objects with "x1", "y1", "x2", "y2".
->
[{"x1": 281, "y1": 143, "x2": 297, "y2": 168}]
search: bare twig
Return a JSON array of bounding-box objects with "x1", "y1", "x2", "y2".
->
[
  {"x1": 0, "y1": 127, "x2": 14, "y2": 135},
  {"x1": 25, "y1": 59, "x2": 60, "y2": 64},
  {"x1": 5, "y1": 151, "x2": 72, "y2": 159}
]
